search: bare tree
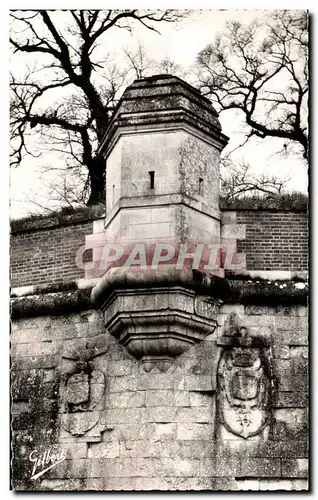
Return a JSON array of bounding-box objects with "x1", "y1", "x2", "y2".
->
[
  {"x1": 220, "y1": 157, "x2": 288, "y2": 200},
  {"x1": 156, "y1": 57, "x2": 184, "y2": 77},
  {"x1": 196, "y1": 10, "x2": 308, "y2": 161},
  {"x1": 123, "y1": 41, "x2": 156, "y2": 79},
  {"x1": 10, "y1": 10, "x2": 186, "y2": 205}
]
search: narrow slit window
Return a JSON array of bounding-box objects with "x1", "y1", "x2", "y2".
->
[
  {"x1": 149, "y1": 171, "x2": 155, "y2": 190},
  {"x1": 112, "y1": 184, "x2": 115, "y2": 205},
  {"x1": 199, "y1": 177, "x2": 204, "y2": 196}
]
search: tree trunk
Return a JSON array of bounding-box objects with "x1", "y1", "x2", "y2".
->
[{"x1": 87, "y1": 155, "x2": 106, "y2": 206}]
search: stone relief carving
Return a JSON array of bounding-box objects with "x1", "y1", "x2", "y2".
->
[
  {"x1": 217, "y1": 313, "x2": 274, "y2": 439},
  {"x1": 59, "y1": 342, "x2": 107, "y2": 438}
]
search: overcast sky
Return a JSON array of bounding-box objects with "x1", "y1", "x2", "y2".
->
[{"x1": 9, "y1": 8, "x2": 308, "y2": 219}]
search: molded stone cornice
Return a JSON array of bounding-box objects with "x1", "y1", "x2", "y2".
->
[
  {"x1": 98, "y1": 75, "x2": 229, "y2": 157},
  {"x1": 10, "y1": 273, "x2": 308, "y2": 320},
  {"x1": 11, "y1": 289, "x2": 93, "y2": 319},
  {"x1": 91, "y1": 267, "x2": 308, "y2": 309}
]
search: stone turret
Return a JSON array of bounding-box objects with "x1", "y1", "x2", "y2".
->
[
  {"x1": 98, "y1": 74, "x2": 228, "y2": 245},
  {"x1": 92, "y1": 75, "x2": 228, "y2": 372}
]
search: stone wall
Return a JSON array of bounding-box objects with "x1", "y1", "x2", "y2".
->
[{"x1": 11, "y1": 300, "x2": 308, "y2": 491}]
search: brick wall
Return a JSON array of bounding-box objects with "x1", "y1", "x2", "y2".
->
[
  {"x1": 10, "y1": 221, "x2": 94, "y2": 287},
  {"x1": 10, "y1": 207, "x2": 105, "y2": 289},
  {"x1": 10, "y1": 205, "x2": 308, "y2": 289},
  {"x1": 236, "y1": 211, "x2": 308, "y2": 272}
]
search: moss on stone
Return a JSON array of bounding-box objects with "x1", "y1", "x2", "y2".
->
[
  {"x1": 192, "y1": 271, "x2": 308, "y2": 305},
  {"x1": 220, "y1": 192, "x2": 308, "y2": 211},
  {"x1": 11, "y1": 288, "x2": 94, "y2": 319},
  {"x1": 226, "y1": 279, "x2": 308, "y2": 306},
  {"x1": 11, "y1": 204, "x2": 105, "y2": 234}
]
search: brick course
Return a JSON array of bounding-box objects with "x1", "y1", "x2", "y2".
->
[
  {"x1": 10, "y1": 221, "x2": 93, "y2": 287},
  {"x1": 235, "y1": 210, "x2": 307, "y2": 271}
]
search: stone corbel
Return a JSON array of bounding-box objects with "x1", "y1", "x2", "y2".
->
[{"x1": 92, "y1": 267, "x2": 221, "y2": 372}]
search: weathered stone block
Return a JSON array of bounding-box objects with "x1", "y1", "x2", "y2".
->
[
  {"x1": 84, "y1": 478, "x2": 104, "y2": 491},
  {"x1": 104, "y1": 477, "x2": 136, "y2": 490},
  {"x1": 103, "y1": 408, "x2": 148, "y2": 424},
  {"x1": 174, "y1": 391, "x2": 190, "y2": 406},
  {"x1": 146, "y1": 390, "x2": 174, "y2": 407},
  {"x1": 273, "y1": 359, "x2": 308, "y2": 391},
  {"x1": 242, "y1": 315, "x2": 275, "y2": 327},
  {"x1": 11, "y1": 355, "x2": 57, "y2": 371},
  {"x1": 274, "y1": 409, "x2": 308, "y2": 438},
  {"x1": 74, "y1": 321, "x2": 106, "y2": 338},
  {"x1": 221, "y1": 223, "x2": 246, "y2": 240},
  {"x1": 273, "y1": 346, "x2": 290, "y2": 359},
  {"x1": 93, "y1": 457, "x2": 176, "y2": 478},
  {"x1": 184, "y1": 375, "x2": 215, "y2": 391},
  {"x1": 153, "y1": 423, "x2": 177, "y2": 441},
  {"x1": 189, "y1": 392, "x2": 214, "y2": 407},
  {"x1": 274, "y1": 391, "x2": 307, "y2": 408},
  {"x1": 106, "y1": 360, "x2": 132, "y2": 376},
  {"x1": 11, "y1": 401, "x2": 30, "y2": 414},
  {"x1": 275, "y1": 329, "x2": 308, "y2": 346},
  {"x1": 259, "y1": 479, "x2": 294, "y2": 491},
  {"x1": 90, "y1": 458, "x2": 107, "y2": 478},
  {"x1": 143, "y1": 458, "x2": 175, "y2": 477},
  {"x1": 175, "y1": 440, "x2": 214, "y2": 459},
  {"x1": 117, "y1": 423, "x2": 157, "y2": 441},
  {"x1": 11, "y1": 316, "x2": 51, "y2": 332},
  {"x1": 40, "y1": 479, "x2": 84, "y2": 491},
  {"x1": 137, "y1": 373, "x2": 177, "y2": 390},
  {"x1": 136, "y1": 476, "x2": 212, "y2": 491},
  {"x1": 146, "y1": 407, "x2": 177, "y2": 423},
  {"x1": 108, "y1": 376, "x2": 138, "y2": 393},
  {"x1": 199, "y1": 457, "x2": 237, "y2": 477},
  {"x1": 275, "y1": 316, "x2": 308, "y2": 331},
  {"x1": 41, "y1": 340, "x2": 63, "y2": 355},
  {"x1": 213, "y1": 478, "x2": 239, "y2": 490},
  {"x1": 235, "y1": 479, "x2": 260, "y2": 491},
  {"x1": 291, "y1": 480, "x2": 309, "y2": 490},
  {"x1": 220, "y1": 304, "x2": 245, "y2": 315},
  {"x1": 290, "y1": 346, "x2": 308, "y2": 358},
  {"x1": 44, "y1": 458, "x2": 89, "y2": 479},
  {"x1": 106, "y1": 391, "x2": 145, "y2": 408},
  {"x1": 244, "y1": 440, "x2": 308, "y2": 459},
  {"x1": 174, "y1": 459, "x2": 200, "y2": 477},
  {"x1": 119, "y1": 440, "x2": 176, "y2": 459},
  {"x1": 62, "y1": 443, "x2": 88, "y2": 459},
  {"x1": 11, "y1": 342, "x2": 42, "y2": 357},
  {"x1": 238, "y1": 458, "x2": 281, "y2": 477},
  {"x1": 281, "y1": 459, "x2": 308, "y2": 478},
  {"x1": 177, "y1": 423, "x2": 214, "y2": 441},
  {"x1": 11, "y1": 327, "x2": 44, "y2": 345},
  {"x1": 42, "y1": 368, "x2": 56, "y2": 383},
  {"x1": 175, "y1": 407, "x2": 214, "y2": 423},
  {"x1": 88, "y1": 441, "x2": 119, "y2": 459}
]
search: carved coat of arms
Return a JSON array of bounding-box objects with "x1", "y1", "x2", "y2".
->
[
  {"x1": 217, "y1": 322, "x2": 273, "y2": 439},
  {"x1": 59, "y1": 343, "x2": 107, "y2": 437}
]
